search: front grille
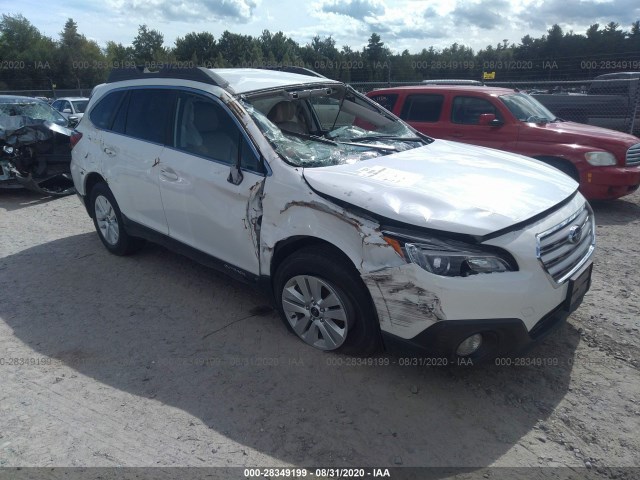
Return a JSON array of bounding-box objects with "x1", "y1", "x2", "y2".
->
[
  {"x1": 627, "y1": 143, "x2": 640, "y2": 166},
  {"x1": 536, "y1": 204, "x2": 595, "y2": 284}
]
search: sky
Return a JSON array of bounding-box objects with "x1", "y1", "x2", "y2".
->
[{"x1": 3, "y1": 0, "x2": 640, "y2": 53}]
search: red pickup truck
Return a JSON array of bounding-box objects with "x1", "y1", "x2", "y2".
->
[{"x1": 367, "y1": 86, "x2": 640, "y2": 200}]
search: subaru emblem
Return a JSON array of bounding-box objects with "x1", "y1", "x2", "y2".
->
[{"x1": 568, "y1": 225, "x2": 583, "y2": 244}]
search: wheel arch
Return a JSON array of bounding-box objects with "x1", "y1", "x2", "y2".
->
[
  {"x1": 532, "y1": 155, "x2": 580, "y2": 182},
  {"x1": 83, "y1": 172, "x2": 107, "y2": 217},
  {"x1": 270, "y1": 236, "x2": 359, "y2": 279}
]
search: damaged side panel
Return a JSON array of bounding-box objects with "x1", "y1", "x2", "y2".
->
[{"x1": 362, "y1": 264, "x2": 446, "y2": 335}]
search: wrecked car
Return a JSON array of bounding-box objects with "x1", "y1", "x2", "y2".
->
[
  {"x1": 70, "y1": 67, "x2": 595, "y2": 362},
  {"x1": 0, "y1": 96, "x2": 75, "y2": 195}
]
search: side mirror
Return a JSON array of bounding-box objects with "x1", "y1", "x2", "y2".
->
[
  {"x1": 227, "y1": 164, "x2": 243, "y2": 185},
  {"x1": 478, "y1": 113, "x2": 502, "y2": 126},
  {"x1": 68, "y1": 116, "x2": 79, "y2": 127}
]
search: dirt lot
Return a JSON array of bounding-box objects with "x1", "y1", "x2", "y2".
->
[{"x1": 0, "y1": 188, "x2": 639, "y2": 479}]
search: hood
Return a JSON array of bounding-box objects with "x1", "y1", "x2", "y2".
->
[
  {"x1": 520, "y1": 120, "x2": 640, "y2": 146},
  {"x1": 303, "y1": 140, "x2": 578, "y2": 236},
  {"x1": 0, "y1": 115, "x2": 72, "y2": 146}
]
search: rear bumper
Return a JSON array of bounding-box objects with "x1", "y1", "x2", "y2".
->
[{"x1": 581, "y1": 165, "x2": 640, "y2": 199}]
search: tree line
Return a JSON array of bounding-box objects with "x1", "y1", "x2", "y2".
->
[{"x1": 1, "y1": 14, "x2": 639, "y2": 91}]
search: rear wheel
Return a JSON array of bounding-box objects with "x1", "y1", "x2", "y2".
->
[
  {"x1": 89, "y1": 182, "x2": 145, "y2": 255},
  {"x1": 274, "y1": 246, "x2": 381, "y2": 355}
]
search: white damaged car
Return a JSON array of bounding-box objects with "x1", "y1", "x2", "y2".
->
[{"x1": 70, "y1": 67, "x2": 595, "y2": 362}]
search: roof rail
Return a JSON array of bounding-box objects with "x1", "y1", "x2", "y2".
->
[
  {"x1": 262, "y1": 66, "x2": 327, "y2": 78},
  {"x1": 106, "y1": 66, "x2": 229, "y2": 89}
]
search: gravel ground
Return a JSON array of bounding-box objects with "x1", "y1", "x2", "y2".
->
[{"x1": 0, "y1": 188, "x2": 639, "y2": 479}]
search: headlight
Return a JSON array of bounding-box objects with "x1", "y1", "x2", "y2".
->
[
  {"x1": 383, "y1": 232, "x2": 516, "y2": 277},
  {"x1": 585, "y1": 151, "x2": 617, "y2": 166}
]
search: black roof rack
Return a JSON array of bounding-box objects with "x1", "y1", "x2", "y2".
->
[
  {"x1": 106, "y1": 66, "x2": 229, "y2": 89},
  {"x1": 261, "y1": 66, "x2": 327, "y2": 78}
]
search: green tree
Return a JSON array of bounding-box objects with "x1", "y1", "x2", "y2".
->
[
  {"x1": 0, "y1": 14, "x2": 56, "y2": 89},
  {"x1": 132, "y1": 24, "x2": 165, "y2": 63},
  {"x1": 174, "y1": 32, "x2": 217, "y2": 64}
]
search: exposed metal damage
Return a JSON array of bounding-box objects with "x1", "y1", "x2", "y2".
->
[
  {"x1": 0, "y1": 115, "x2": 74, "y2": 196},
  {"x1": 246, "y1": 180, "x2": 265, "y2": 260},
  {"x1": 363, "y1": 264, "x2": 446, "y2": 329}
]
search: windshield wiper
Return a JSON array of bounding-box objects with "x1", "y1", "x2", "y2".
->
[
  {"x1": 281, "y1": 129, "x2": 340, "y2": 145},
  {"x1": 346, "y1": 134, "x2": 423, "y2": 142},
  {"x1": 336, "y1": 141, "x2": 397, "y2": 152}
]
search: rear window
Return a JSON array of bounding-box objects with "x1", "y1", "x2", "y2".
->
[
  {"x1": 400, "y1": 94, "x2": 444, "y2": 122},
  {"x1": 89, "y1": 90, "x2": 126, "y2": 130},
  {"x1": 125, "y1": 89, "x2": 176, "y2": 144},
  {"x1": 369, "y1": 93, "x2": 398, "y2": 112}
]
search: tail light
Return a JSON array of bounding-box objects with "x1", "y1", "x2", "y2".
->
[{"x1": 70, "y1": 131, "x2": 83, "y2": 149}]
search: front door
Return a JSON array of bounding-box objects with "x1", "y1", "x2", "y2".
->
[{"x1": 157, "y1": 92, "x2": 266, "y2": 276}]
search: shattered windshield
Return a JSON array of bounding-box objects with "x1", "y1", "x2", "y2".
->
[
  {"x1": 243, "y1": 85, "x2": 426, "y2": 168},
  {"x1": 500, "y1": 93, "x2": 557, "y2": 123},
  {"x1": 0, "y1": 100, "x2": 67, "y2": 126}
]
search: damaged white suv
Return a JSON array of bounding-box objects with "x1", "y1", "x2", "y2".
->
[{"x1": 70, "y1": 67, "x2": 594, "y2": 361}]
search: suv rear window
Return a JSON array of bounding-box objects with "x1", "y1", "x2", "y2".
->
[
  {"x1": 89, "y1": 90, "x2": 126, "y2": 130},
  {"x1": 400, "y1": 94, "x2": 444, "y2": 122},
  {"x1": 125, "y1": 89, "x2": 176, "y2": 144}
]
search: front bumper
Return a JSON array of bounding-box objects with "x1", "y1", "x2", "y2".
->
[
  {"x1": 580, "y1": 165, "x2": 640, "y2": 200},
  {"x1": 381, "y1": 301, "x2": 572, "y2": 363},
  {"x1": 378, "y1": 259, "x2": 592, "y2": 363}
]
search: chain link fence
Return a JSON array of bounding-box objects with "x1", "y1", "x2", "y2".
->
[{"x1": 0, "y1": 88, "x2": 89, "y2": 100}]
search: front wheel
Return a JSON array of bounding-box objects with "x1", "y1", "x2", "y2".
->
[{"x1": 274, "y1": 246, "x2": 381, "y2": 355}]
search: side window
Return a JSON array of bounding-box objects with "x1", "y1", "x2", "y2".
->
[
  {"x1": 89, "y1": 90, "x2": 126, "y2": 130},
  {"x1": 125, "y1": 89, "x2": 176, "y2": 144},
  {"x1": 239, "y1": 134, "x2": 262, "y2": 172},
  {"x1": 369, "y1": 93, "x2": 398, "y2": 112},
  {"x1": 400, "y1": 94, "x2": 444, "y2": 122},
  {"x1": 63, "y1": 101, "x2": 71, "y2": 112},
  {"x1": 174, "y1": 94, "x2": 241, "y2": 166},
  {"x1": 451, "y1": 96, "x2": 500, "y2": 125},
  {"x1": 52, "y1": 100, "x2": 62, "y2": 111}
]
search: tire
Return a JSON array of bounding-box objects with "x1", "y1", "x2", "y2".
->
[
  {"x1": 89, "y1": 182, "x2": 145, "y2": 255},
  {"x1": 274, "y1": 245, "x2": 381, "y2": 355}
]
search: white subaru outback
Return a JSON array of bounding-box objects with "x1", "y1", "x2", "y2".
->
[{"x1": 70, "y1": 67, "x2": 595, "y2": 362}]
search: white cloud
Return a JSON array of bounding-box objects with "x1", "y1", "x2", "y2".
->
[{"x1": 105, "y1": 0, "x2": 257, "y2": 22}]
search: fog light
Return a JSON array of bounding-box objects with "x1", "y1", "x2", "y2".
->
[{"x1": 456, "y1": 333, "x2": 483, "y2": 356}]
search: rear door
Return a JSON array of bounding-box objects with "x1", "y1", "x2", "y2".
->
[
  {"x1": 98, "y1": 88, "x2": 174, "y2": 234},
  {"x1": 397, "y1": 93, "x2": 447, "y2": 138}
]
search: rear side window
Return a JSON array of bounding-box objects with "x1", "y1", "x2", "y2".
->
[
  {"x1": 89, "y1": 90, "x2": 126, "y2": 130},
  {"x1": 400, "y1": 94, "x2": 444, "y2": 122},
  {"x1": 369, "y1": 93, "x2": 398, "y2": 112},
  {"x1": 125, "y1": 89, "x2": 176, "y2": 144},
  {"x1": 451, "y1": 96, "x2": 500, "y2": 125}
]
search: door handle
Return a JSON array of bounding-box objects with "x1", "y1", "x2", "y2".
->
[
  {"x1": 103, "y1": 147, "x2": 116, "y2": 156},
  {"x1": 451, "y1": 132, "x2": 464, "y2": 138},
  {"x1": 159, "y1": 167, "x2": 179, "y2": 182}
]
